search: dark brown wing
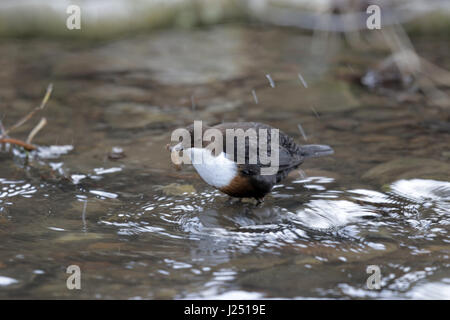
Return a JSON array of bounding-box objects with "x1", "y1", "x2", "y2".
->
[{"x1": 212, "y1": 122, "x2": 304, "y2": 183}]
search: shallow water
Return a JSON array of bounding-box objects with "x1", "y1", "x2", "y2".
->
[{"x1": 0, "y1": 26, "x2": 449, "y2": 299}]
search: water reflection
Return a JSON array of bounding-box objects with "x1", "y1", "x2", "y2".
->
[
  {"x1": 0, "y1": 180, "x2": 37, "y2": 199},
  {"x1": 1, "y1": 138, "x2": 449, "y2": 300},
  {"x1": 90, "y1": 176, "x2": 448, "y2": 298}
]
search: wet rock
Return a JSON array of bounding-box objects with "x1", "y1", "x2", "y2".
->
[
  {"x1": 422, "y1": 120, "x2": 450, "y2": 133},
  {"x1": 82, "y1": 85, "x2": 150, "y2": 103},
  {"x1": 221, "y1": 255, "x2": 288, "y2": 271},
  {"x1": 203, "y1": 100, "x2": 242, "y2": 114},
  {"x1": 293, "y1": 242, "x2": 398, "y2": 264},
  {"x1": 288, "y1": 168, "x2": 339, "y2": 182},
  {"x1": 236, "y1": 263, "x2": 337, "y2": 297},
  {"x1": 254, "y1": 80, "x2": 360, "y2": 114},
  {"x1": 154, "y1": 288, "x2": 178, "y2": 299},
  {"x1": 0, "y1": 215, "x2": 10, "y2": 225},
  {"x1": 33, "y1": 281, "x2": 77, "y2": 299},
  {"x1": 351, "y1": 107, "x2": 404, "y2": 122},
  {"x1": 308, "y1": 81, "x2": 360, "y2": 113},
  {"x1": 54, "y1": 28, "x2": 246, "y2": 85},
  {"x1": 108, "y1": 147, "x2": 126, "y2": 160},
  {"x1": 360, "y1": 135, "x2": 400, "y2": 143},
  {"x1": 155, "y1": 183, "x2": 196, "y2": 196},
  {"x1": 327, "y1": 119, "x2": 359, "y2": 131},
  {"x1": 104, "y1": 103, "x2": 174, "y2": 129},
  {"x1": 362, "y1": 158, "x2": 450, "y2": 185},
  {"x1": 237, "y1": 240, "x2": 398, "y2": 297},
  {"x1": 87, "y1": 242, "x2": 123, "y2": 251},
  {"x1": 54, "y1": 232, "x2": 106, "y2": 243}
]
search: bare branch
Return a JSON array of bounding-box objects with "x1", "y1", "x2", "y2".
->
[
  {"x1": 0, "y1": 138, "x2": 36, "y2": 151},
  {"x1": 26, "y1": 117, "x2": 47, "y2": 144},
  {"x1": 0, "y1": 119, "x2": 6, "y2": 138},
  {"x1": 4, "y1": 83, "x2": 53, "y2": 136}
]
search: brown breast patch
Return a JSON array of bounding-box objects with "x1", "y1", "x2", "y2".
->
[{"x1": 219, "y1": 174, "x2": 255, "y2": 198}]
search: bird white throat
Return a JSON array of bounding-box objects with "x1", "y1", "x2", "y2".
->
[{"x1": 186, "y1": 147, "x2": 238, "y2": 189}]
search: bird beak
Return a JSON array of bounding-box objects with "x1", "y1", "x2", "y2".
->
[
  {"x1": 166, "y1": 142, "x2": 184, "y2": 171},
  {"x1": 167, "y1": 142, "x2": 184, "y2": 152}
]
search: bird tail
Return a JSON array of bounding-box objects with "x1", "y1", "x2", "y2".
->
[{"x1": 299, "y1": 144, "x2": 334, "y2": 159}]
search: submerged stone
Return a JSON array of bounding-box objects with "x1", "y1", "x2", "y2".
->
[
  {"x1": 155, "y1": 183, "x2": 196, "y2": 196},
  {"x1": 104, "y1": 103, "x2": 174, "y2": 129},
  {"x1": 362, "y1": 158, "x2": 450, "y2": 185}
]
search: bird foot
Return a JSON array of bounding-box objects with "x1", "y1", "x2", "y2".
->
[
  {"x1": 226, "y1": 197, "x2": 242, "y2": 205},
  {"x1": 255, "y1": 198, "x2": 264, "y2": 207}
]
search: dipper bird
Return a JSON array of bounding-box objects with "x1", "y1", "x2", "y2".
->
[{"x1": 168, "y1": 122, "x2": 333, "y2": 203}]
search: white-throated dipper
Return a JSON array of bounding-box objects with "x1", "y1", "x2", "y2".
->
[{"x1": 168, "y1": 122, "x2": 333, "y2": 203}]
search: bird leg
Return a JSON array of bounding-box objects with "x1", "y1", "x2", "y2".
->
[
  {"x1": 226, "y1": 196, "x2": 242, "y2": 204},
  {"x1": 255, "y1": 197, "x2": 264, "y2": 207}
]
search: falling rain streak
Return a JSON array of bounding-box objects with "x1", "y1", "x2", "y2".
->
[
  {"x1": 297, "y1": 123, "x2": 308, "y2": 141},
  {"x1": 310, "y1": 106, "x2": 320, "y2": 118},
  {"x1": 81, "y1": 200, "x2": 87, "y2": 232},
  {"x1": 298, "y1": 72, "x2": 308, "y2": 88},
  {"x1": 265, "y1": 74, "x2": 275, "y2": 88},
  {"x1": 251, "y1": 89, "x2": 258, "y2": 104}
]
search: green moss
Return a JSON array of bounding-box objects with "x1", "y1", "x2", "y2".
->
[
  {"x1": 404, "y1": 11, "x2": 450, "y2": 37},
  {"x1": 0, "y1": 0, "x2": 248, "y2": 40}
]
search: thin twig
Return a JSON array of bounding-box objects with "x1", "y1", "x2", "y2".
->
[
  {"x1": 0, "y1": 119, "x2": 6, "y2": 138},
  {"x1": 4, "y1": 83, "x2": 53, "y2": 136},
  {"x1": 0, "y1": 138, "x2": 36, "y2": 151},
  {"x1": 26, "y1": 117, "x2": 47, "y2": 144},
  {"x1": 419, "y1": 57, "x2": 450, "y2": 87}
]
